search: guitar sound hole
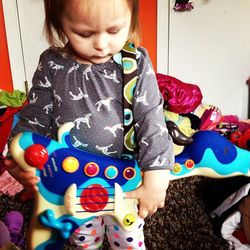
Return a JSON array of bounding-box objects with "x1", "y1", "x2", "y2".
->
[{"x1": 80, "y1": 184, "x2": 109, "y2": 212}]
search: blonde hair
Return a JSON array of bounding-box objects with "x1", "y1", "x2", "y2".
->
[{"x1": 43, "y1": 0, "x2": 141, "y2": 48}]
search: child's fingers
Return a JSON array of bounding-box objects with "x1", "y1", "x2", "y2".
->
[
  {"x1": 24, "y1": 182, "x2": 39, "y2": 192},
  {"x1": 6, "y1": 163, "x2": 40, "y2": 192},
  {"x1": 125, "y1": 189, "x2": 140, "y2": 199},
  {"x1": 139, "y1": 204, "x2": 158, "y2": 218},
  {"x1": 158, "y1": 201, "x2": 165, "y2": 208},
  {"x1": 138, "y1": 208, "x2": 148, "y2": 219},
  {"x1": 4, "y1": 159, "x2": 17, "y2": 168}
]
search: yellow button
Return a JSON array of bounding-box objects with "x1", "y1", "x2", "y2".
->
[
  {"x1": 173, "y1": 163, "x2": 182, "y2": 174},
  {"x1": 62, "y1": 157, "x2": 79, "y2": 173}
]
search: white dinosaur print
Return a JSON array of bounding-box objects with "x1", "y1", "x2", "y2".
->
[
  {"x1": 96, "y1": 144, "x2": 117, "y2": 156},
  {"x1": 48, "y1": 61, "x2": 64, "y2": 70},
  {"x1": 95, "y1": 97, "x2": 114, "y2": 112},
  {"x1": 68, "y1": 64, "x2": 79, "y2": 74},
  {"x1": 103, "y1": 69, "x2": 120, "y2": 83},
  {"x1": 29, "y1": 93, "x2": 38, "y2": 104},
  {"x1": 146, "y1": 64, "x2": 155, "y2": 76},
  {"x1": 53, "y1": 90, "x2": 62, "y2": 106},
  {"x1": 74, "y1": 113, "x2": 92, "y2": 129},
  {"x1": 135, "y1": 91, "x2": 149, "y2": 106},
  {"x1": 83, "y1": 66, "x2": 92, "y2": 80},
  {"x1": 43, "y1": 103, "x2": 53, "y2": 114},
  {"x1": 141, "y1": 137, "x2": 149, "y2": 146},
  {"x1": 39, "y1": 77, "x2": 51, "y2": 88},
  {"x1": 28, "y1": 118, "x2": 45, "y2": 128},
  {"x1": 157, "y1": 123, "x2": 168, "y2": 136},
  {"x1": 104, "y1": 123, "x2": 124, "y2": 137},
  {"x1": 135, "y1": 123, "x2": 140, "y2": 128},
  {"x1": 72, "y1": 136, "x2": 88, "y2": 148},
  {"x1": 37, "y1": 62, "x2": 43, "y2": 71},
  {"x1": 69, "y1": 87, "x2": 88, "y2": 101},
  {"x1": 55, "y1": 116, "x2": 63, "y2": 128},
  {"x1": 149, "y1": 155, "x2": 167, "y2": 168}
]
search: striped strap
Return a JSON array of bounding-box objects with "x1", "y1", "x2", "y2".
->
[{"x1": 121, "y1": 43, "x2": 138, "y2": 159}]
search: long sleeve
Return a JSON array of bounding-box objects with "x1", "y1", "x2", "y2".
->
[
  {"x1": 133, "y1": 48, "x2": 174, "y2": 171},
  {"x1": 10, "y1": 50, "x2": 54, "y2": 139}
]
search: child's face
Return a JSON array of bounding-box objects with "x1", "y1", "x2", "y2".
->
[{"x1": 62, "y1": 0, "x2": 132, "y2": 64}]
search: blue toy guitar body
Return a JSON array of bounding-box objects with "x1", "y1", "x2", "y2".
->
[
  {"x1": 171, "y1": 130, "x2": 250, "y2": 179},
  {"x1": 10, "y1": 122, "x2": 250, "y2": 250},
  {"x1": 10, "y1": 123, "x2": 141, "y2": 250}
]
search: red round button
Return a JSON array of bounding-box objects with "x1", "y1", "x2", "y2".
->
[
  {"x1": 24, "y1": 144, "x2": 48, "y2": 170},
  {"x1": 185, "y1": 159, "x2": 194, "y2": 169},
  {"x1": 84, "y1": 162, "x2": 99, "y2": 177},
  {"x1": 123, "y1": 167, "x2": 136, "y2": 180}
]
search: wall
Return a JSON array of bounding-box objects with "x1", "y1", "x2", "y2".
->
[
  {"x1": 158, "y1": 0, "x2": 250, "y2": 118},
  {"x1": 0, "y1": 0, "x2": 12, "y2": 91},
  {"x1": 139, "y1": 0, "x2": 157, "y2": 69}
]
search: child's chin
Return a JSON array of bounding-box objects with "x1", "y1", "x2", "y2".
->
[{"x1": 91, "y1": 55, "x2": 111, "y2": 64}]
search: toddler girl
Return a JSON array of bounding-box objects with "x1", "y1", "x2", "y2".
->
[{"x1": 5, "y1": 0, "x2": 174, "y2": 249}]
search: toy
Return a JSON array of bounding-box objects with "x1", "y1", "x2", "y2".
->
[
  {"x1": 166, "y1": 120, "x2": 193, "y2": 146},
  {"x1": 10, "y1": 123, "x2": 141, "y2": 250},
  {"x1": 171, "y1": 130, "x2": 250, "y2": 179},
  {"x1": 230, "y1": 129, "x2": 250, "y2": 151},
  {"x1": 0, "y1": 211, "x2": 23, "y2": 249},
  {"x1": 10, "y1": 123, "x2": 250, "y2": 250},
  {"x1": 4, "y1": 211, "x2": 24, "y2": 248}
]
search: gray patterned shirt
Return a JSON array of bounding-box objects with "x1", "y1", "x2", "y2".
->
[{"x1": 11, "y1": 47, "x2": 174, "y2": 171}]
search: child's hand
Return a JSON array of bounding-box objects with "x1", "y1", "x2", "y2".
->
[
  {"x1": 126, "y1": 169, "x2": 170, "y2": 219},
  {"x1": 4, "y1": 158, "x2": 40, "y2": 192}
]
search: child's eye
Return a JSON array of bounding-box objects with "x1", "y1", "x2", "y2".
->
[
  {"x1": 79, "y1": 33, "x2": 92, "y2": 38},
  {"x1": 108, "y1": 29, "x2": 120, "y2": 35}
]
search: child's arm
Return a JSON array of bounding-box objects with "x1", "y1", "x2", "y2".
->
[
  {"x1": 126, "y1": 47, "x2": 173, "y2": 218},
  {"x1": 126, "y1": 169, "x2": 170, "y2": 218},
  {"x1": 4, "y1": 50, "x2": 55, "y2": 192}
]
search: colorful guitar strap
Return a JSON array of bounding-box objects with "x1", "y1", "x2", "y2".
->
[{"x1": 121, "y1": 43, "x2": 138, "y2": 159}]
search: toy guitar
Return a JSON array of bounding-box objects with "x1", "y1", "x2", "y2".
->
[
  {"x1": 10, "y1": 123, "x2": 141, "y2": 250},
  {"x1": 10, "y1": 122, "x2": 250, "y2": 250},
  {"x1": 170, "y1": 129, "x2": 250, "y2": 179}
]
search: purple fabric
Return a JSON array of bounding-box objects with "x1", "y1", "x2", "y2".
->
[
  {"x1": 4, "y1": 211, "x2": 24, "y2": 247},
  {"x1": 156, "y1": 74, "x2": 203, "y2": 114}
]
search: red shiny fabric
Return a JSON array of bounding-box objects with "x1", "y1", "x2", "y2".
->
[{"x1": 156, "y1": 74, "x2": 203, "y2": 114}]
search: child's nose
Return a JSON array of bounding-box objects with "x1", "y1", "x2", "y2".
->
[{"x1": 94, "y1": 35, "x2": 108, "y2": 51}]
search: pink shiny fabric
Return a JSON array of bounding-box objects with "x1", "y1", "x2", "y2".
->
[{"x1": 156, "y1": 74, "x2": 203, "y2": 114}]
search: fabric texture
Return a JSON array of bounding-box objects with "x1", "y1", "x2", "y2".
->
[
  {"x1": 120, "y1": 43, "x2": 139, "y2": 158},
  {"x1": 70, "y1": 216, "x2": 145, "y2": 250},
  {"x1": 0, "y1": 90, "x2": 26, "y2": 108},
  {"x1": 221, "y1": 211, "x2": 250, "y2": 250},
  {"x1": 156, "y1": 74, "x2": 203, "y2": 114},
  {"x1": 0, "y1": 171, "x2": 23, "y2": 196},
  {"x1": 10, "y1": 47, "x2": 173, "y2": 172},
  {"x1": 173, "y1": 0, "x2": 193, "y2": 11}
]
